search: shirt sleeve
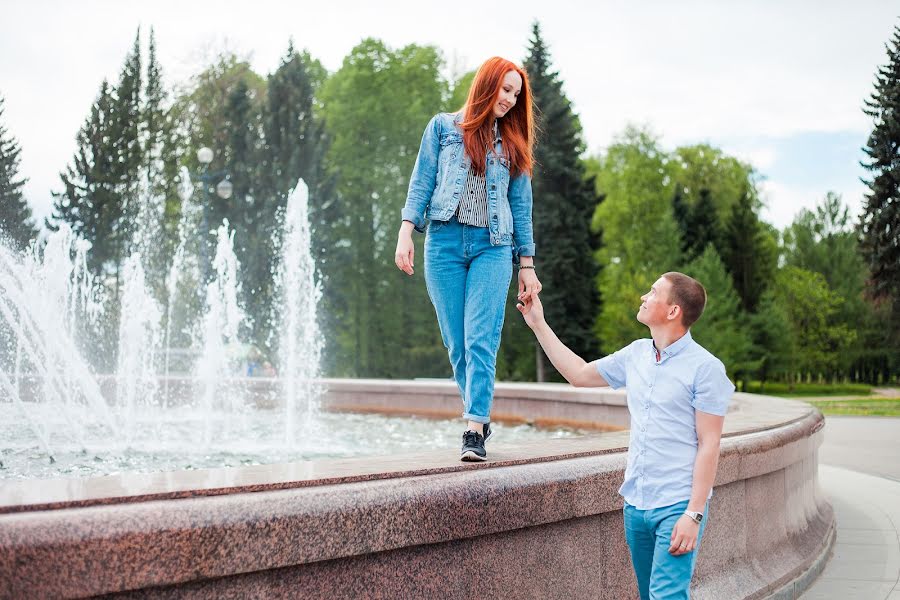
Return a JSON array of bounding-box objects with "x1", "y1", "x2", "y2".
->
[
  {"x1": 594, "y1": 342, "x2": 633, "y2": 389},
  {"x1": 691, "y1": 359, "x2": 735, "y2": 416}
]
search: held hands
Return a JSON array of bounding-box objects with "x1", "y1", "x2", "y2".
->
[
  {"x1": 394, "y1": 223, "x2": 415, "y2": 275},
  {"x1": 516, "y1": 289, "x2": 545, "y2": 329},
  {"x1": 668, "y1": 515, "x2": 700, "y2": 556},
  {"x1": 517, "y1": 267, "x2": 542, "y2": 303}
]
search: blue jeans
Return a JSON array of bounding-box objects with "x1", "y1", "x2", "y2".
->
[
  {"x1": 424, "y1": 217, "x2": 512, "y2": 424},
  {"x1": 624, "y1": 500, "x2": 709, "y2": 600}
]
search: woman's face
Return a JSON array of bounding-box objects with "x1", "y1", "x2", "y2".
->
[{"x1": 494, "y1": 70, "x2": 522, "y2": 119}]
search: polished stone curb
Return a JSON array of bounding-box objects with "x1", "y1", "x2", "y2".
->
[{"x1": 766, "y1": 523, "x2": 836, "y2": 600}]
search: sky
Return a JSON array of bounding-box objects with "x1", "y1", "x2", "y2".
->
[{"x1": 1, "y1": 0, "x2": 897, "y2": 230}]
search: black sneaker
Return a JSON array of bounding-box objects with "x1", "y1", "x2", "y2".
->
[
  {"x1": 484, "y1": 422, "x2": 493, "y2": 443},
  {"x1": 461, "y1": 430, "x2": 487, "y2": 462}
]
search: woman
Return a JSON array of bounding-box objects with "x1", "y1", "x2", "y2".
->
[{"x1": 394, "y1": 56, "x2": 541, "y2": 461}]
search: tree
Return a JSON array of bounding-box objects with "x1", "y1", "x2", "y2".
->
[
  {"x1": 587, "y1": 126, "x2": 682, "y2": 353},
  {"x1": 669, "y1": 144, "x2": 757, "y2": 224},
  {"x1": 676, "y1": 188, "x2": 721, "y2": 261},
  {"x1": 683, "y1": 245, "x2": 755, "y2": 380},
  {"x1": 51, "y1": 79, "x2": 120, "y2": 273},
  {"x1": 860, "y1": 22, "x2": 900, "y2": 306},
  {"x1": 0, "y1": 95, "x2": 37, "y2": 250},
  {"x1": 783, "y1": 192, "x2": 889, "y2": 381},
  {"x1": 773, "y1": 266, "x2": 854, "y2": 381},
  {"x1": 51, "y1": 29, "x2": 148, "y2": 281},
  {"x1": 253, "y1": 44, "x2": 335, "y2": 356},
  {"x1": 720, "y1": 191, "x2": 777, "y2": 312},
  {"x1": 749, "y1": 290, "x2": 794, "y2": 386},
  {"x1": 521, "y1": 22, "x2": 600, "y2": 380},
  {"x1": 446, "y1": 69, "x2": 475, "y2": 112},
  {"x1": 321, "y1": 39, "x2": 448, "y2": 377}
]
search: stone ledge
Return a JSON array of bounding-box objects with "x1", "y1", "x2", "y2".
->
[{"x1": 0, "y1": 381, "x2": 833, "y2": 599}]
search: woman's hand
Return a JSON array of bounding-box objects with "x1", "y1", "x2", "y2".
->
[
  {"x1": 517, "y1": 267, "x2": 542, "y2": 302},
  {"x1": 394, "y1": 222, "x2": 415, "y2": 275}
]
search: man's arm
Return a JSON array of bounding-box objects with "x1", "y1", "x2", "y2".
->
[
  {"x1": 518, "y1": 294, "x2": 609, "y2": 388},
  {"x1": 688, "y1": 410, "x2": 724, "y2": 511},
  {"x1": 669, "y1": 410, "x2": 724, "y2": 556}
]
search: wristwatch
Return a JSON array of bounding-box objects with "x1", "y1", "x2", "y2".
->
[{"x1": 684, "y1": 510, "x2": 703, "y2": 524}]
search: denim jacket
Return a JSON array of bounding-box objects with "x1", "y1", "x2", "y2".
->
[{"x1": 401, "y1": 112, "x2": 536, "y2": 259}]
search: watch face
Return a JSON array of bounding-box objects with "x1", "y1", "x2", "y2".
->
[{"x1": 696, "y1": 514, "x2": 703, "y2": 523}]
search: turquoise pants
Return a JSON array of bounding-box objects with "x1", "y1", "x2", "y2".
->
[{"x1": 624, "y1": 499, "x2": 709, "y2": 600}]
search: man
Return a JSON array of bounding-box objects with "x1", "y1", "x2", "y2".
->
[{"x1": 517, "y1": 272, "x2": 734, "y2": 599}]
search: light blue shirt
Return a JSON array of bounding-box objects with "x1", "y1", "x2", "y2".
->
[{"x1": 595, "y1": 331, "x2": 735, "y2": 510}]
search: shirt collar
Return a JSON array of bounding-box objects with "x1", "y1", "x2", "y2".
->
[{"x1": 651, "y1": 330, "x2": 693, "y2": 359}]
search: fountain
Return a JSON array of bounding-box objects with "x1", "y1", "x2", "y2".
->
[{"x1": 0, "y1": 178, "x2": 833, "y2": 600}]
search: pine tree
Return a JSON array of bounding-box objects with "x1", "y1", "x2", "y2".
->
[
  {"x1": 0, "y1": 95, "x2": 37, "y2": 250},
  {"x1": 861, "y1": 23, "x2": 900, "y2": 325},
  {"x1": 720, "y1": 192, "x2": 776, "y2": 312},
  {"x1": 260, "y1": 43, "x2": 334, "y2": 357},
  {"x1": 52, "y1": 29, "x2": 147, "y2": 281},
  {"x1": 110, "y1": 30, "x2": 144, "y2": 258},
  {"x1": 143, "y1": 28, "x2": 166, "y2": 180},
  {"x1": 523, "y1": 22, "x2": 600, "y2": 380},
  {"x1": 51, "y1": 79, "x2": 120, "y2": 273}
]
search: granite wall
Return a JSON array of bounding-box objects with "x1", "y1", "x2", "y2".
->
[{"x1": 0, "y1": 381, "x2": 833, "y2": 599}]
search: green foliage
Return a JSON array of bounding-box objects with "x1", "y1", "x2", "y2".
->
[
  {"x1": 773, "y1": 266, "x2": 855, "y2": 378},
  {"x1": 743, "y1": 381, "x2": 872, "y2": 396},
  {"x1": 43, "y1": 26, "x2": 896, "y2": 385},
  {"x1": 257, "y1": 44, "x2": 334, "y2": 354},
  {"x1": 0, "y1": 95, "x2": 36, "y2": 250},
  {"x1": 446, "y1": 69, "x2": 475, "y2": 112},
  {"x1": 321, "y1": 39, "x2": 449, "y2": 377},
  {"x1": 668, "y1": 144, "x2": 757, "y2": 223},
  {"x1": 683, "y1": 245, "x2": 755, "y2": 378},
  {"x1": 720, "y1": 191, "x2": 777, "y2": 312},
  {"x1": 748, "y1": 289, "x2": 793, "y2": 383},
  {"x1": 520, "y1": 21, "x2": 600, "y2": 380},
  {"x1": 588, "y1": 126, "x2": 682, "y2": 353},
  {"x1": 861, "y1": 23, "x2": 900, "y2": 304}
]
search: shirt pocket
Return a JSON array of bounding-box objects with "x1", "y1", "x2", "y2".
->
[{"x1": 438, "y1": 132, "x2": 462, "y2": 168}]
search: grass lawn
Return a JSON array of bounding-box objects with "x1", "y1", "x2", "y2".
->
[
  {"x1": 804, "y1": 397, "x2": 900, "y2": 417},
  {"x1": 742, "y1": 382, "x2": 900, "y2": 416}
]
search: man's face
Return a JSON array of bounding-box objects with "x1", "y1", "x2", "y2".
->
[{"x1": 637, "y1": 277, "x2": 675, "y2": 326}]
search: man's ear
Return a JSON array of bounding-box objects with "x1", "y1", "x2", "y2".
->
[{"x1": 667, "y1": 304, "x2": 682, "y2": 323}]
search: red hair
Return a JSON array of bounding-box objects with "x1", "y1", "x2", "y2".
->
[{"x1": 459, "y1": 57, "x2": 534, "y2": 177}]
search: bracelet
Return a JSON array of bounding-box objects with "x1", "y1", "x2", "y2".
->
[{"x1": 518, "y1": 265, "x2": 535, "y2": 270}]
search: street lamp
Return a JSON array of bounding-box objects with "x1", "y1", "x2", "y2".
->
[{"x1": 195, "y1": 147, "x2": 232, "y2": 281}]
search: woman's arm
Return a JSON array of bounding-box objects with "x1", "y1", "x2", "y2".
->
[
  {"x1": 508, "y1": 173, "x2": 535, "y2": 259},
  {"x1": 401, "y1": 115, "x2": 442, "y2": 233}
]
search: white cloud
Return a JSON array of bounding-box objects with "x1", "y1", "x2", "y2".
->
[{"x1": 759, "y1": 179, "x2": 867, "y2": 229}]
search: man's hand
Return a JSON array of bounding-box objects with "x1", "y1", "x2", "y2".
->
[
  {"x1": 669, "y1": 515, "x2": 701, "y2": 555},
  {"x1": 516, "y1": 293, "x2": 545, "y2": 329}
]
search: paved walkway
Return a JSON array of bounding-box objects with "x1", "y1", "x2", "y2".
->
[{"x1": 799, "y1": 417, "x2": 900, "y2": 599}]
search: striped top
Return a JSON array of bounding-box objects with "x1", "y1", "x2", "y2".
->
[{"x1": 455, "y1": 122, "x2": 501, "y2": 228}]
